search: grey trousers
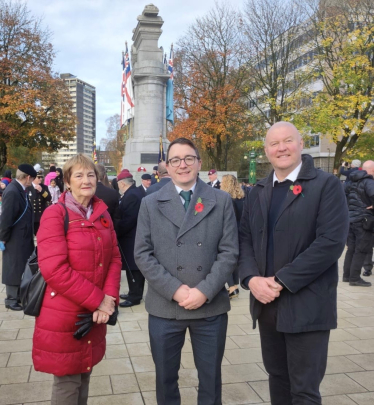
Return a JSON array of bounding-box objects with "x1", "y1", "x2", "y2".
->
[
  {"x1": 51, "y1": 371, "x2": 91, "y2": 405},
  {"x1": 5, "y1": 285, "x2": 19, "y2": 306}
]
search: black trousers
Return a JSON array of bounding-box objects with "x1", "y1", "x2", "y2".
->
[
  {"x1": 34, "y1": 222, "x2": 40, "y2": 236},
  {"x1": 149, "y1": 313, "x2": 228, "y2": 405},
  {"x1": 258, "y1": 301, "x2": 330, "y2": 405},
  {"x1": 343, "y1": 222, "x2": 373, "y2": 281},
  {"x1": 364, "y1": 247, "x2": 373, "y2": 271},
  {"x1": 125, "y1": 270, "x2": 145, "y2": 303},
  {"x1": 5, "y1": 285, "x2": 19, "y2": 306}
]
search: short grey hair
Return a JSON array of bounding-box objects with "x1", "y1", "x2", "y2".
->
[
  {"x1": 16, "y1": 169, "x2": 29, "y2": 180},
  {"x1": 351, "y1": 159, "x2": 361, "y2": 168},
  {"x1": 119, "y1": 178, "x2": 134, "y2": 186}
]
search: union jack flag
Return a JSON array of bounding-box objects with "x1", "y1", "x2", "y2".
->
[{"x1": 121, "y1": 43, "x2": 134, "y2": 127}]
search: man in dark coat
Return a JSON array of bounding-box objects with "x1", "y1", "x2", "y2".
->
[
  {"x1": 238, "y1": 122, "x2": 349, "y2": 405},
  {"x1": 138, "y1": 173, "x2": 152, "y2": 198},
  {"x1": 95, "y1": 164, "x2": 119, "y2": 220},
  {"x1": 26, "y1": 171, "x2": 51, "y2": 235},
  {"x1": 343, "y1": 160, "x2": 374, "y2": 286},
  {"x1": 0, "y1": 164, "x2": 37, "y2": 310},
  {"x1": 207, "y1": 169, "x2": 221, "y2": 189},
  {"x1": 114, "y1": 170, "x2": 144, "y2": 307},
  {"x1": 339, "y1": 159, "x2": 361, "y2": 186},
  {"x1": 146, "y1": 161, "x2": 171, "y2": 195}
]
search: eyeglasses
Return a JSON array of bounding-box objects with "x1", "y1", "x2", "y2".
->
[{"x1": 168, "y1": 155, "x2": 198, "y2": 167}]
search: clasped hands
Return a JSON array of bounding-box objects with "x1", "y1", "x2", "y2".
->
[
  {"x1": 94, "y1": 294, "x2": 116, "y2": 324},
  {"x1": 248, "y1": 276, "x2": 283, "y2": 305},
  {"x1": 173, "y1": 285, "x2": 207, "y2": 310}
]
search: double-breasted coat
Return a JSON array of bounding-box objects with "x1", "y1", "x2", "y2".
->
[
  {"x1": 238, "y1": 154, "x2": 349, "y2": 333},
  {"x1": 26, "y1": 184, "x2": 51, "y2": 223},
  {"x1": 0, "y1": 180, "x2": 34, "y2": 286},
  {"x1": 134, "y1": 177, "x2": 239, "y2": 320}
]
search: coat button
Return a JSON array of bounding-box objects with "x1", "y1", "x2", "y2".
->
[
  {"x1": 81, "y1": 223, "x2": 84, "y2": 226},
  {"x1": 99, "y1": 263, "x2": 102, "y2": 267},
  {"x1": 177, "y1": 241, "x2": 182, "y2": 247},
  {"x1": 87, "y1": 367, "x2": 91, "y2": 371},
  {"x1": 197, "y1": 266, "x2": 202, "y2": 271},
  {"x1": 51, "y1": 292, "x2": 55, "y2": 296},
  {"x1": 177, "y1": 266, "x2": 183, "y2": 271},
  {"x1": 88, "y1": 341, "x2": 91, "y2": 344},
  {"x1": 197, "y1": 242, "x2": 202, "y2": 247},
  {"x1": 97, "y1": 237, "x2": 101, "y2": 241}
]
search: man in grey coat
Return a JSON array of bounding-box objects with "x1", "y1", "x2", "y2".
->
[{"x1": 135, "y1": 138, "x2": 238, "y2": 405}]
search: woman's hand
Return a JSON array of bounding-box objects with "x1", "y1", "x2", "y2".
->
[
  {"x1": 93, "y1": 310, "x2": 110, "y2": 324},
  {"x1": 98, "y1": 294, "x2": 115, "y2": 315}
]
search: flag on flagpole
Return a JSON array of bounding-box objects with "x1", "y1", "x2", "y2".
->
[
  {"x1": 121, "y1": 42, "x2": 135, "y2": 127},
  {"x1": 166, "y1": 44, "x2": 174, "y2": 125},
  {"x1": 158, "y1": 135, "x2": 165, "y2": 163},
  {"x1": 92, "y1": 141, "x2": 98, "y2": 164}
]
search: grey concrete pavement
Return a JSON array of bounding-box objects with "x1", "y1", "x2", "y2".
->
[{"x1": 0, "y1": 252, "x2": 373, "y2": 404}]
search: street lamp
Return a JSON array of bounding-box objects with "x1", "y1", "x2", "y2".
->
[{"x1": 244, "y1": 148, "x2": 262, "y2": 184}]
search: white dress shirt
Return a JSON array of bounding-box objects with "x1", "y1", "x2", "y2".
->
[
  {"x1": 175, "y1": 183, "x2": 197, "y2": 205},
  {"x1": 272, "y1": 162, "x2": 302, "y2": 187}
]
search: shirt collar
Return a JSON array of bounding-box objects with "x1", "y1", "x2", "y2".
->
[
  {"x1": 16, "y1": 179, "x2": 26, "y2": 191},
  {"x1": 175, "y1": 182, "x2": 197, "y2": 196},
  {"x1": 273, "y1": 162, "x2": 302, "y2": 187}
]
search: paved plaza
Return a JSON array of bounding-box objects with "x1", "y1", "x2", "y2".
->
[{"x1": 0, "y1": 253, "x2": 374, "y2": 404}]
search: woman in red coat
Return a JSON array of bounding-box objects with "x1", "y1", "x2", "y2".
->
[{"x1": 33, "y1": 154, "x2": 121, "y2": 405}]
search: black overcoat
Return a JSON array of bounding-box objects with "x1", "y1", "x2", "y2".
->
[
  {"x1": 137, "y1": 185, "x2": 147, "y2": 199},
  {"x1": 95, "y1": 182, "x2": 119, "y2": 220},
  {"x1": 114, "y1": 184, "x2": 142, "y2": 271},
  {"x1": 26, "y1": 184, "x2": 51, "y2": 223},
  {"x1": 238, "y1": 154, "x2": 349, "y2": 333},
  {"x1": 0, "y1": 180, "x2": 34, "y2": 285}
]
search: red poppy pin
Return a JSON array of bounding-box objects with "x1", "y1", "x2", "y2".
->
[
  {"x1": 100, "y1": 215, "x2": 109, "y2": 228},
  {"x1": 290, "y1": 184, "x2": 304, "y2": 197},
  {"x1": 194, "y1": 197, "x2": 204, "y2": 215}
]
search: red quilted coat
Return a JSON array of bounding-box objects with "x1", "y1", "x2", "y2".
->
[{"x1": 32, "y1": 193, "x2": 121, "y2": 376}]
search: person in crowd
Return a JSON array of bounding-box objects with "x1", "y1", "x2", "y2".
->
[
  {"x1": 340, "y1": 159, "x2": 361, "y2": 186},
  {"x1": 343, "y1": 160, "x2": 374, "y2": 287},
  {"x1": 135, "y1": 137, "x2": 238, "y2": 405},
  {"x1": 0, "y1": 181, "x2": 6, "y2": 190},
  {"x1": 48, "y1": 179, "x2": 61, "y2": 204},
  {"x1": 207, "y1": 169, "x2": 221, "y2": 189},
  {"x1": 27, "y1": 170, "x2": 52, "y2": 235},
  {"x1": 55, "y1": 168, "x2": 64, "y2": 193},
  {"x1": 111, "y1": 177, "x2": 119, "y2": 194},
  {"x1": 95, "y1": 164, "x2": 119, "y2": 220},
  {"x1": 0, "y1": 164, "x2": 36, "y2": 311},
  {"x1": 363, "y1": 249, "x2": 373, "y2": 277},
  {"x1": 151, "y1": 165, "x2": 159, "y2": 185},
  {"x1": 138, "y1": 173, "x2": 152, "y2": 198},
  {"x1": 238, "y1": 122, "x2": 348, "y2": 405},
  {"x1": 33, "y1": 153, "x2": 121, "y2": 405},
  {"x1": 114, "y1": 170, "x2": 144, "y2": 308},
  {"x1": 44, "y1": 165, "x2": 58, "y2": 186},
  {"x1": 1, "y1": 170, "x2": 12, "y2": 186},
  {"x1": 146, "y1": 161, "x2": 171, "y2": 195},
  {"x1": 0, "y1": 189, "x2": 3, "y2": 217},
  {"x1": 221, "y1": 174, "x2": 245, "y2": 299}
]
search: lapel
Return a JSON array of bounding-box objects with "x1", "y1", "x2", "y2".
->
[
  {"x1": 177, "y1": 178, "x2": 216, "y2": 239},
  {"x1": 157, "y1": 180, "x2": 186, "y2": 229}
]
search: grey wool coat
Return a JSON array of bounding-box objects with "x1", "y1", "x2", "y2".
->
[{"x1": 134, "y1": 177, "x2": 239, "y2": 320}]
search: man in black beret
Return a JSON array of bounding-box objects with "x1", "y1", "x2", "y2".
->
[
  {"x1": 151, "y1": 165, "x2": 159, "y2": 185},
  {"x1": 0, "y1": 164, "x2": 36, "y2": 310},
  {"x1": 138, "y1": 173, "x2": 152, "y2": 198}
]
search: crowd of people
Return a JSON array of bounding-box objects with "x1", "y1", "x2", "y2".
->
[{"x1": 0, "y1": 122, "x2": 372, "y2": 404}]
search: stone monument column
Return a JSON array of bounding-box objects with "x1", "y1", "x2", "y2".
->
[{"x1": 122, "y1": 4, "x2": 170, "y2": 179}]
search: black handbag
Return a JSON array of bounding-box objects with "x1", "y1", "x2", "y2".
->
[
  {"x1": 362, "y1": 216, "x2": 374, "y2": 232},
  {"x1": 20, "y1": 203, "x2": 69, "y2": 316}
]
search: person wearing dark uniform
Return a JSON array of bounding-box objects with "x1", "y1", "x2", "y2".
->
[
  {"x1": 207, "y1": 169, "x2": 221, "y2": 189},
  {"x1": 151, "y1": 166, "x2": 159, "y2": 185},
  {"x1": 27, "y1": 171, "x2": 51, "y2": 236},
  {"x1": 0, "y1": 164, "x2": 36, "y2": 311},
  {"x1": 114, "y1": 170, "x2": 145, "y2": 307},
  {"x1": 95, "y1": 164, "x2": 119, "y2": 220},
  {"x1": 138, "y1": 173, "x2": 152, "y2": 198}
]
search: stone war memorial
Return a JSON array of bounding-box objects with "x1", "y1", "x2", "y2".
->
[{"x1": 122, "y1": 4, "x2": 170, "y2": 182}]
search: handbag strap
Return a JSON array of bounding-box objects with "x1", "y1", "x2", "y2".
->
[
  {"x1": 58, "y1": 203, "x2": 69, "y2": 235},
  {"x1": 12, "y1": 192, "x2": 28, "y2": 227}
]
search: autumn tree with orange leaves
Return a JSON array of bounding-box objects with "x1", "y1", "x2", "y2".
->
[
  {"x1": 0, "y1": 0, "x2": 76, "y2": 170},
  {"x1": 169, "y1": 3, "x2": 251, "y2": 170}
]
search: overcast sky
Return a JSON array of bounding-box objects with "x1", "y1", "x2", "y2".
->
[{"x1": 25, "y1": 0, "x2": 226, "y2": 146}]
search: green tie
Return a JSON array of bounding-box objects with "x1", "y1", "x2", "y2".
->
[{"x1": 180, "y1": 190, "x2": 192, "y2": 211}]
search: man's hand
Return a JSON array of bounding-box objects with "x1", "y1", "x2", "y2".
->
[
  {"x1": 172, "y1": 285, "x2": 190, "y2": 303},
  {"x1": 34, "y1": 185, "x2": 42, "y2": 192},
  {"x1": 98, "y1": 294, "x2": 115, "y2": 315},
  {"x1": 179, "y1": 288, "x2": 207, "y2": 310},
  {"x1": 248, "y1": 277, "x2": 281, "y2": 304}
]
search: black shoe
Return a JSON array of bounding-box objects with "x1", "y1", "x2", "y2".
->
[
  {"x1": 5, "y1": 303, "x2": 23, "y2": 311},
  {"x1": 342, "y1": 277, "x2": 350, "y2": 282},
  {"x1": 119, "y1": 300, "x2": 141, "y2": 308},
  {"x1": 120, "y1": 293, "x2": 129, "y2": 300},
  {"x1": 363, "y1": 270, "x2": 372, "y2": 277},
  {"x1": 228, "y1": 289, "x2": 240, "y2": 299},
  {"x1": 349, "y1": 278, "x2": 372, "y2": 287}
]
